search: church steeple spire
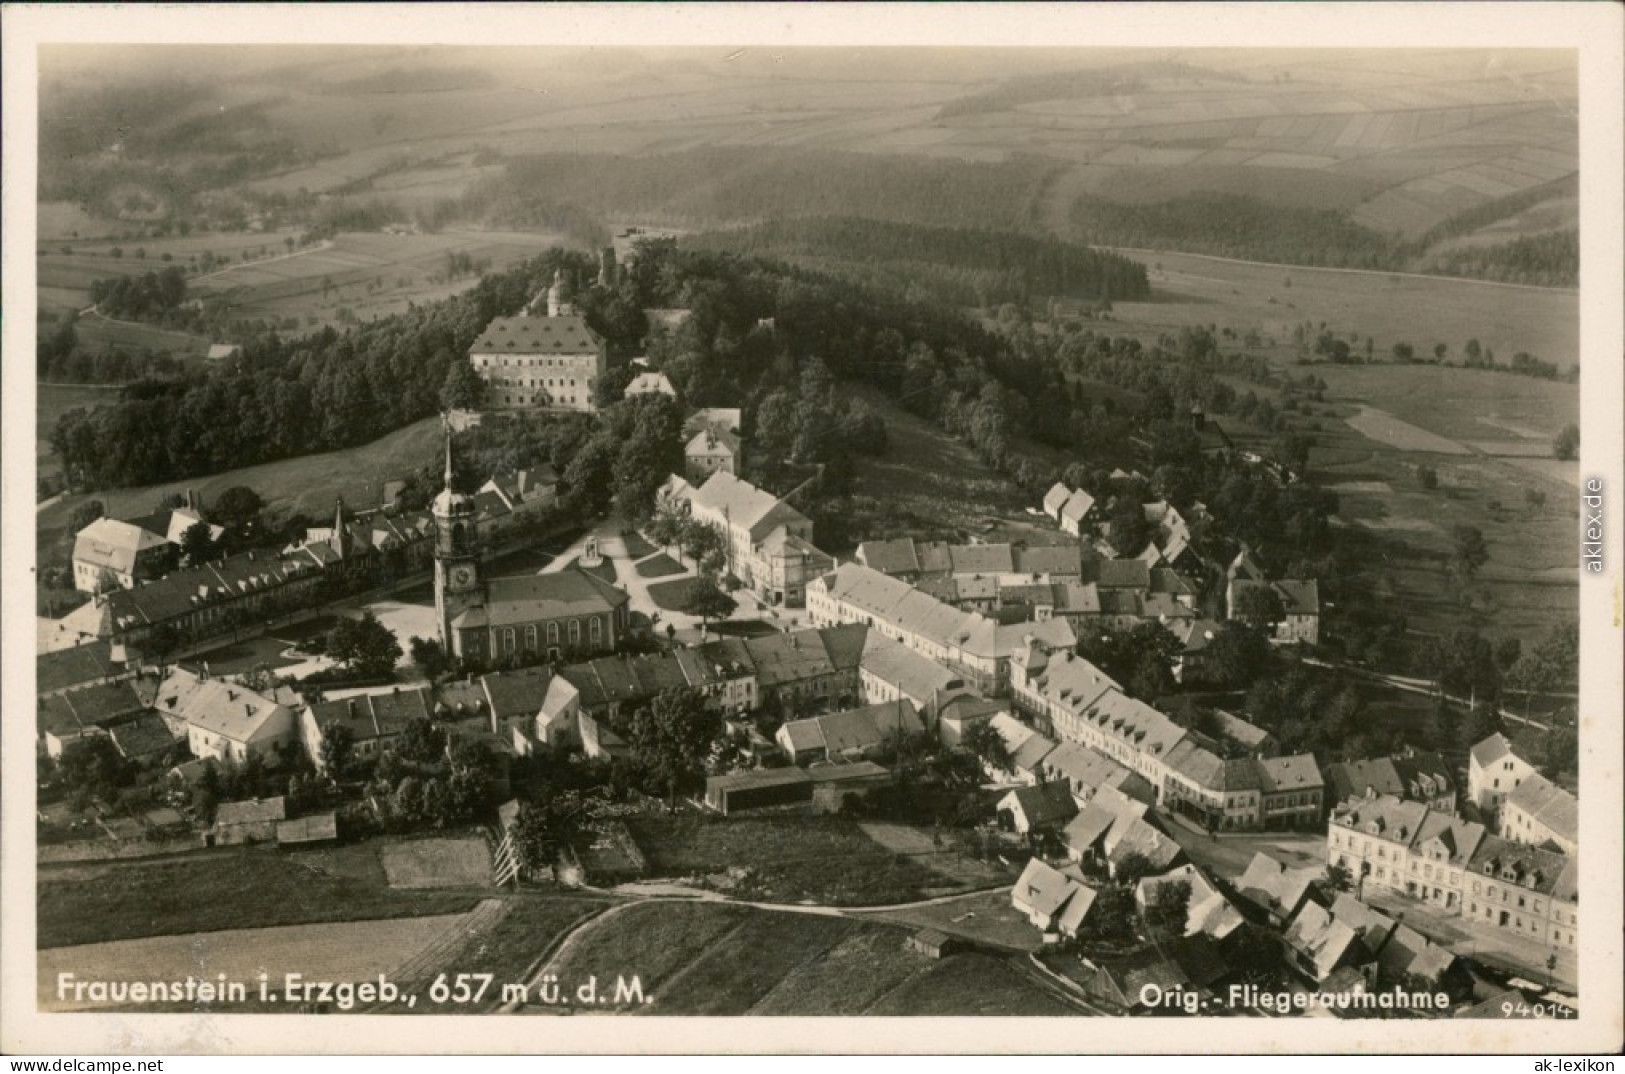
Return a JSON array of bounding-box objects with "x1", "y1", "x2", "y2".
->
[{"x1": 443, "y1": 415, "x2": 455, "y2": 489}]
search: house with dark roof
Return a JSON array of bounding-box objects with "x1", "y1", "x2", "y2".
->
[
  {"x1": 36, "y1": 680, "x2": 148, "y2": 759},
  {"x1": 301, "y1": 687, "x2": 433, "y2": 770},
  {"x1": 774, "y1": 699, "x2": 922, "y2": 766},
  {"x1": 996, "y1": 781, "x2": 1078, "y2": 835},
  {"x1": 1257, "y1": 754, "x2": 1325, "y2": 830},
  {"x1": 1465, "y1": 833, "x2": 1578, "y2": 951},
  {"x1": 108, "y1": 714, "x2": 179, "y2": 763},
  {"x1": 36, "y1": 641, "x2": 131, "y2": 697},
  {"x1": 1326, "y1": 749, "x2": 1456, "y2": 814},
  {"x1": 1226, "y1": 577, "x2": 1320, "y2": 644},
  {"x1": 934, "y1": 693, "x2": 1007, "y2": 749},
  {"x1": 1063, "y1": 784, "x2": 1150, "y2": 864}
]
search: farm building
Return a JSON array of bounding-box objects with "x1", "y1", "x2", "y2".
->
[
  {"x1": 209, "y1": 796, "x2": 287, "y2": 846},
  {"x1": 774, "y1": 699, "x2": 923, "y2": 766},
  {"x1": 107, "y1": 714, "x2": 179, "y2": 763},
  {"x1": 277, "y1": 812, "x2": 339, "y2": 847},
  {"x1": 1010, "y1": 858, "x2": 1098, "y2": 939},
  {"x1": 704, "y1": 767, "x2": 813, "y2": 816}
]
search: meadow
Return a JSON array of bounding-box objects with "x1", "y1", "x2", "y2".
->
[
  {"x1": 1106, "y1": 248, "x2": 1578, "y2": 367},
  {"x1": 37, "y1": 850, "x2": 480, "y2": 949},
  {"x1": 40, "y1": 912, "x2": 470, "y2": 1012}
]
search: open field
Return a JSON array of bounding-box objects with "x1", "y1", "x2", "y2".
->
[
  {"x1": 1106, "y1": 249, "x2": 1577, "y2": 367},
  {"x1": 38, "y1": 850, "x2": 481, "y2": 949},
  {"x1": 626, "y1": 815, "x2": 952, "y2": 906},
  {"x1": 40, "y1": 911, "x2": 471, "y2": 1012},
  {"x1": 379, "y1": 835, "x2": 493, "y2": 889},
  {"x1": 37, "y1": 415, "x2": 442, "y2": 548},
  {"x1": 188, "y1": 229, "x2": 568, "y2": 331},
  {"x1": 865, "y1": 952, "x2": 1075, "y2": 1015},
  {"x1": 1312, "y1": 365, "x2": 1577, "y2": 445}
]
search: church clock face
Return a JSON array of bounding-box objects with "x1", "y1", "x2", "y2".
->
[{"x1": 451, "y1": 565, "x2": 475, "y2": 588}]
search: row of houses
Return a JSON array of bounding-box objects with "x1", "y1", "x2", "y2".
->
[
  {"x1": 807, "y1": 560, "x2": 1077, "y2": 697},
  {"x1": 1327, "y1": 793, "x2": 1579, "y2": 950},
  {"x1": 1467, "y1": 733, "x2": 1578, "y2": 854},
  {"x1": 57, "y1": 505, "x2": 438, "y2": 651},
  {"x1": 1006, "y1": 642, "x2": 1325, "y2": 831}
]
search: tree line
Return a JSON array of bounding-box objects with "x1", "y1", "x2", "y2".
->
[
  {"x1": 689, "y1": 216, "x2": 1150, "y2": 309},
  {"x1": 1069, "y1": 190, "x2": 1578, "y2": 287}
]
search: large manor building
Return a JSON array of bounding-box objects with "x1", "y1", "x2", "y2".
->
[{"x1": 468, "y1": 275, "x2": 606, "y2": 413}]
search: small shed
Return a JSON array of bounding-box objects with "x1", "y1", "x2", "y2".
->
[
  {"x1": 276, "y1": 812, "x2": 339, "y2": 847},
  {"x1": 907, "y1": 928, "x2": 963, "y2": 959},
  {"x1": 209, "y1": 796, "x2": 286, "y2": 846},
  {"x1": 704, "y1": 767, "x2": 813, "y2": 815}
]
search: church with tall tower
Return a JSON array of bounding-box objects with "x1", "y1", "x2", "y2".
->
[{"x1": 432, "y1": 425, "x2": 631, "y2": 665}]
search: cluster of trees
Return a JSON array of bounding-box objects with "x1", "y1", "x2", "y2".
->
[
  {"x1": 692, "y1": 217, "x2": 1150, "y2": 309},
  {"x1": 361, "y1": 718, "x2": 501, "y2": 830},
  {"x1": 36, "y1": 315, "x2": 190, "y2": 384},
  {"x1": 751, "y1": 358, "x2": 889, "y2": 479},
  {"x1": 559, "y1": 394, "x2": 686, "y2": 522},
  {"x1": 50, "y1": 249, "x2": 592, "y2": 490},
  {"x1": 1426, "y1": 230, "x2": 1578, "y2": 289},
  {"x1": 87, "y1": 267, "x2": 189, "y2": 322},
  {"x1": 1245, "y1": 664, "x2": 1378, "y2": 762}
]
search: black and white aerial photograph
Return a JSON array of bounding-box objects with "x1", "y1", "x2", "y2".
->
[{"x1": 4, "y1": 1, "x2": 1621, "y2": 1058}]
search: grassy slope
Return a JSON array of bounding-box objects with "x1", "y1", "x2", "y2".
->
[{"x1": 38, "y1": 415, "x2": 442, "y2": 543}]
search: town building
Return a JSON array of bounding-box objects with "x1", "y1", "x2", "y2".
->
[
  {"x1": 1227, "y1": 576, "x2": 1321, "y2": 645},
  {"x1": 1234, "y1": 851, "x2": 1323, "y2": 927},
  {"x1": 856, "y1": 632, "x2": 968, "y2": 724},
  {"x1": 1011, "y1": 858, "x2": 1098, "y2": 939},
  {"x1": 1041, "y1": 482, "x2": 1096, "y2": 536},
  {"x1": 774, "y1": 698, "x2": 923, "y2": 765},
  {"x1": 662, "y1": 472, "x2": 829, "y2": 608},
  {"x1": 810, "y1": 561, "x2": 1076, "y2": 697},
  {"x1": 301, "y1": 687, "x2": 434, "y2": 771},
  {"x1": 72, "y1": 517, "x2": 173, "y2": 592},
  {"x1": 996, "y1": 781, "x2": 1078, "y2": 836},
  {"x1": 1464, "y1": 834, "x2": 1579, "y2": 950},
  {"x1": 683, "y1": 426, "x2": 740, "y2": 484},
  {"x1": 1135, "y1": 864, "x2": 1246, "y2": 941},
  {"x1": 1325, "y1": 750, "x2": 1457, "y2": 814},
  {"x1": 625, "y1": 370, "x2": 677, "y2": 399},
  {"x1": 1499, "y1": 772, "x2": 1577, "y2": 856},
  {"x1": 1467, "y1": 732, "x2": 1537, "y2": 820},
  {"x1": 151, "y1": 667, "x2": 299, "y2": 765}
]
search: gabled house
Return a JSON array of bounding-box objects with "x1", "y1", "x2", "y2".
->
[
  {"x1": 1062, "y1": 783, "x2": 1149, "y2": 863},
  {"x1": 1235, "y1": 851, "x2": 1323, "y2": 927},
  {"x1": 1467, "y1": 732, "x2": 1536, "y2": 819},
  {"x1": 1011, "y1": 858, "x2": 1099, "y2": 938},
  {"x1": 1501, "y1": 772, "x2": 1577, "y2": 855},
  {"x1": 996, "y1": 780, "x2": 1079, "y2": 836},
  {"x1": 1106, "y1": 816, "x2": 1184, "y2": 879},
  {"x1": 72, "y1": 518, "x2": 173, "y2": 592},
  {"x1": 302, "y1": 687, "x2": 433, "y2": 770},
  {"x1": 774, "y1": 699, "x2": 923, "y2": 766},
  {"x1": 153, "y1": 667, "x2": 297, "y2": 766},
  {"x1": 1135, "y1": 863, "x2": 1245, "y2": 941}
]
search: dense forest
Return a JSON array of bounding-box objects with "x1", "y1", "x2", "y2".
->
[
  {"x1": 1070, "y1": 189, "x2": 1578, "y2": 286},
  {"x1": 688, "y1": 217, "x2": 1150, "y2": 308}
]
